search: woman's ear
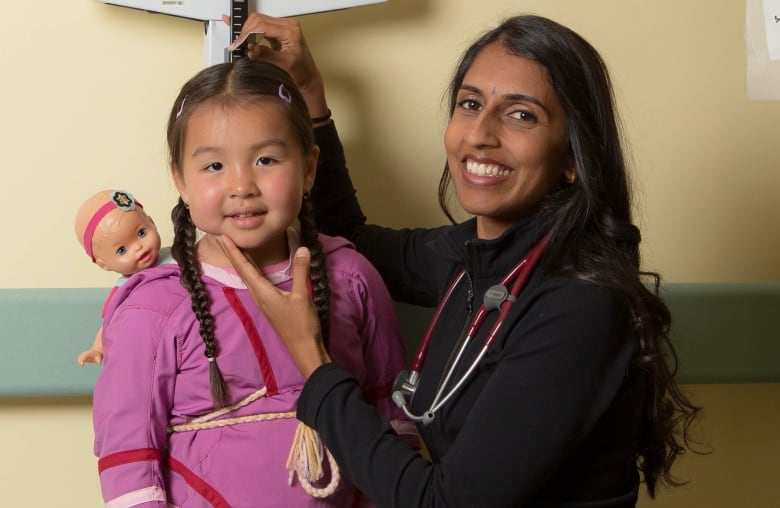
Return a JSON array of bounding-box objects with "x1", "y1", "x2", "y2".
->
[{"x1": 563, "y1": 154, "x2": 577, "y2": 184}]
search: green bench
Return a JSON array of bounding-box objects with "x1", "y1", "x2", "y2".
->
[{"x1": 1, "y1": 284, "x2": 777, "y2": 396}]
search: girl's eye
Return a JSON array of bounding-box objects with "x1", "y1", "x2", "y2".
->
[
  {"x1": 116, "y1": 246, "x2": 127, "y2": 256},
  {"x1": 137, "y1": 228, "x2": 147, "y2": 239},
  {"x1": 206, "y1": 162, "x2": 223, "y2": 172},
  {"x1": 256, "y1": 156, "x2": 277, "y2": 166}
]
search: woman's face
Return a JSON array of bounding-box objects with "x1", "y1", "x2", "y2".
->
[{"x1": 444, "y1": 41, "x2": 574, "y2": 240}]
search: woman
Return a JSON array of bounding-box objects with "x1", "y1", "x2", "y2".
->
[{"x1": 220, "y1": 13, "x2": 699, "y2": 507}]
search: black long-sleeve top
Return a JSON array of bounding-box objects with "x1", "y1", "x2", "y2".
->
[{"x1": 298, "y1": 122, "x2": 642, "y2": 507}]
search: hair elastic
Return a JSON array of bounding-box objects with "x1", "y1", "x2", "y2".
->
[
  {"x1": 83, "y1": 190, "x2": 143, "y2": 262},
  {"x1": 278, "y1": 84, "x2": 292, "y2": 104},
  {"x1": 176, "y1": 94, "x2": 188, "y2": 119}
]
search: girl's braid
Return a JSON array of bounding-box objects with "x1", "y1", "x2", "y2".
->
[
  {"x1": 171, "y1": 199, "x2": 230, "y2": 408},
  {"x1": 297, "y1": 196, "x2": 331, "y2": 350}
]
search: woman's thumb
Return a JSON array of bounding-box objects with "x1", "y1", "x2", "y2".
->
[{"x1": 291, "y1": 247, "x2": 312, "y2": 294}]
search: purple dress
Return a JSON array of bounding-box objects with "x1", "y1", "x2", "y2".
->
[{"x1": 93, "y1": 231, "x2": 415, "y2": 507}]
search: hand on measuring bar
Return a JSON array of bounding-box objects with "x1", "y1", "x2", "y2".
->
[{"x1": 223, "y1": 13, "x2": 329, "y2": 120}]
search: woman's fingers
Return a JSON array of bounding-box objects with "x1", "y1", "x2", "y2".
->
[
  {"x1": 216, "y1": 235, "x2": 268, "y2": 291},
  {"x1": 228, "y1": 13, "x2": 295, "y2": 53},
  {"x1": 217, "y1": 237, "x2": 329, "y2": 378},
  {"x1": 224, "y1": 13, "x2": 328, "y2": 116}
]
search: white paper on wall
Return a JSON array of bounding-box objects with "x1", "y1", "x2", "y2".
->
[
  {"x1": 747, "y1": 0, "x2": 780, "y2": 100},
  {"x1": 763, "y1": 0, "x2": 780, "y2": 59}
]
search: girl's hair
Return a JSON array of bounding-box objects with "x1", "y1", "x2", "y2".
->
[
  {"x1": 439, "y1": 15, "x2": 700, "y2": 496},
  {"x1": 166, "y1": 59, "x2": 331, "y2": 408}
]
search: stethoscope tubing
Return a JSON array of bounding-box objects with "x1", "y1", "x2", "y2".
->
[
  {"x1": 411, "y1": 270, "x2": 466, "y2": 373},
  {"x1": 396, "y1": 236, "x2": 549, "y2": 424},
  {"x1": 427, "y1": 262, "x2": 530, "y2": 415}
]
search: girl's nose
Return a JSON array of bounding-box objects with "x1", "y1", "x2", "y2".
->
[{"x1": 230, "y1": 165, "x2": 260, "y2": 198}]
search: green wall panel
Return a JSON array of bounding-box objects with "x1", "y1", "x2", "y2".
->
[{"x1": 1, "y1": 284, "x2": 778, "y2": 396}]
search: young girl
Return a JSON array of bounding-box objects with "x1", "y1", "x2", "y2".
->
[{"x1": 92, "y1": 59, "x2": 414, "y2": 507}]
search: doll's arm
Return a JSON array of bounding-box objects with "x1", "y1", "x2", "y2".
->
[
  {"x1": 76, "y1": 285, "x2": 117, "y2": 366},
  {"x1": 78, "y1": 327, "x2": 104, "y2": 366}
]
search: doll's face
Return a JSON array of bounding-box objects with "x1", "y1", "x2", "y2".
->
[{"x1": 91, "y1": 209, "x2": 161, "y2": 276}]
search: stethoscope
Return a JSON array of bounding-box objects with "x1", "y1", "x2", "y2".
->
[{"x1": 392, "y1": 236, "x2": 548, "y2": 425}]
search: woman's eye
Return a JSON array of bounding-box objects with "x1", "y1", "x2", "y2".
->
[
  {"x1": 138, "y1": 228, "x2": 147, "y2": 239},
  {"x1": 116, "y1": 246, "x2": 127, "y2": 256},
  {"x1": 206, "y1": 162, "x2": 223, "y2": 172},
  {"x1": 457, "y1": 98, "x2": 482, "y2": 111},
  {"x1": 510, "y1": 109, "x2": 538, "y2": 125}
]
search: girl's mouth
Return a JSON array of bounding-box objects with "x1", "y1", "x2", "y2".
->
[{"x1": 228, "y1": 210, "x2": 266, "y2": 228}]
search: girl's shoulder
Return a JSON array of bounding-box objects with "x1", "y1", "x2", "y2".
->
[
  {"x1": 317, "y1": 232, "x2": 354, "y2": 256},
  {"x1": 318, "y1": 233, "x2": 380, "y2": 282},
  {"x1": 103, "y1": 262, "x2": 188, "y2": 321}
]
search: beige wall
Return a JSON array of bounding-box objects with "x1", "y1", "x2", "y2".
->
[
  {"x1": 1, "y1": 0, "x2": 778, "y2": 506},
  {"x1": 2, "y1": 385, "x2": 779, "y2": 507},
  {"x1": 1, "y1": 0, "x2": 778, "y2": 289}
]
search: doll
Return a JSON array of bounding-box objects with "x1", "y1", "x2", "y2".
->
[{"x1": 74, "y1": 189, "x2": 168, "y2": 365}]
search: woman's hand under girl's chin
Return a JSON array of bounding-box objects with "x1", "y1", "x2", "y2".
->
[{"x1": 216, "y1": 235, "x2": 331, "y2": 378}]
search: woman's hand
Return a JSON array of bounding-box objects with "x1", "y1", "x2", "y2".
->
[
  {"x1": 227, "y1": 13, "x2": 329, "y2": 119},
  {"x1": 217, "y1": 235, "x2": 331, "y2": 378}
]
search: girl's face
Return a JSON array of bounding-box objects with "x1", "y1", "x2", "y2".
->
[
  {"x1": 173, "y1": 99, "x2": 317, "y2": 267},
  {"x1": 444, "y1": 41, "x2": 575, "y2": 240}
]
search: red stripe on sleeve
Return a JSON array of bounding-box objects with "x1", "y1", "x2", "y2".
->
[{"x1": 98, "y1": 448, "x2": 161, "y2": 473}]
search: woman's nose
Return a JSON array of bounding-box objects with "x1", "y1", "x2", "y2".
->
[{"x1": 465, "y1": 112, "x2": 500, "y2": 147}]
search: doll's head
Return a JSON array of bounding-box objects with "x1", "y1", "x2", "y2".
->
[{"x1": 75, "y1": 189, "x2": 162, "y2": 277}]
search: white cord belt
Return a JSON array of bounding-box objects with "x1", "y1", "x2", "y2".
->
[{"x1": 168, "y1": 387, "x2": 340, "y2": 498}]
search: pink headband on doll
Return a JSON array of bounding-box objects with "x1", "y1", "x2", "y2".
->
[{"x1": 83, "y1": 190, "x2": 143, "y2": 262}]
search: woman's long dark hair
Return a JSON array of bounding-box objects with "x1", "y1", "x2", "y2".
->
[
  {"x1": 166, "y1": 59, "x2": 331, "y2": 408},
  {"x1": 439, "y1": 15, "x2": 700, "y2": 496}
]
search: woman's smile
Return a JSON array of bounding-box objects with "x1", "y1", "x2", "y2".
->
[{"x1": 464, "y1": 158, "x2": 510, "y2": 178}]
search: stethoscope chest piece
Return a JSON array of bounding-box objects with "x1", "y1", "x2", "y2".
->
[
  {"x1": 392, "y1": 369, "x2": 437, "y2": 424},
  {"x1": 392, "y1": 370, "x2": 418, "y2": 406}
]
